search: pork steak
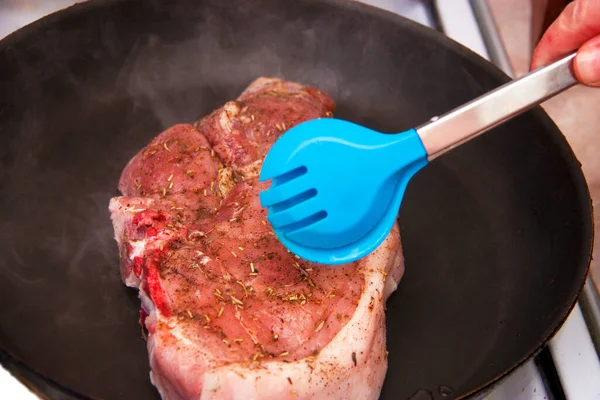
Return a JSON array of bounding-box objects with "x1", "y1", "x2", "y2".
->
[{"x1": 109, "y1": 77, "x2": 405, "y2": 400}]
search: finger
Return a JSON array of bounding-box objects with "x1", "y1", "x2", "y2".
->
[
  {"x1": 574, "y1": 35, "x2": 600, "y2": 86},
  {"x1": 531, "y1": 0, "x2": 600, "y2": 69}
]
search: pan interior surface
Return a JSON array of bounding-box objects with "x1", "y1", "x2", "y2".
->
[{"x1": 0, "y1": 0, "x2": 592, "y2": 399}]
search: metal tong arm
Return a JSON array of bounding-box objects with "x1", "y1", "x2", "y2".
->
[{"x1": 417, "y1": 53, "x2": 578, "y2": 160}]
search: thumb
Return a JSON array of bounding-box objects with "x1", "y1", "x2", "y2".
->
[{"x1": 574, "y1": 36, "x2": 600, "y2": 86}]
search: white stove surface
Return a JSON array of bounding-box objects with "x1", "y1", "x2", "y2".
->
[
  {"x1": 1, "y1": 366, "x2": 37, "y2": 399},
  {"x1": 1, "y1": 1, "x2": 600, "y2": 399}
]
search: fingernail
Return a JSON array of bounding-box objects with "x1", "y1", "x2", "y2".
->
[{"x1": 575, "y1": 38, "x2": 600, "y2": 86}]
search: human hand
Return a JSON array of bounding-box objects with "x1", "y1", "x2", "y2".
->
[{"x1": 531, "y1": 0, "x2": 600, "y2": 86}]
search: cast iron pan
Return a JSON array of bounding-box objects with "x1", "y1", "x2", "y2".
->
[{"x1": 0, "y1": 0, "x2": 593, "y2": 399}]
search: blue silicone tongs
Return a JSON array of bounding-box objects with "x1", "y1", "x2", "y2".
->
[{"x1": 259, "y1": 54, "x2": 578, "y2": 265}]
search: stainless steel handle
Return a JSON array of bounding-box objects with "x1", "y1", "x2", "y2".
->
[{"x1": 416, "y1": 53, "x2": 578, "y2": 160}]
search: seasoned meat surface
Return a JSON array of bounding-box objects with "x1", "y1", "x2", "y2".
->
[{"x1": 109, "y1": 77, "x2": 404, "y2": 400}]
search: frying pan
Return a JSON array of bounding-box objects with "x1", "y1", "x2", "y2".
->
[{"x1": 0, "y1": 0, "x2": 593, "y2": 399}]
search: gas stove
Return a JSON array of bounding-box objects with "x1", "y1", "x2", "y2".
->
[{"x1": 1, "y1": 1, "x2": 600, "y2": 399}]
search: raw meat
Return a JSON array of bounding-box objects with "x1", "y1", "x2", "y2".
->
[{"x1": 109, "y1": 77, "x2": 405, "y2": 400}]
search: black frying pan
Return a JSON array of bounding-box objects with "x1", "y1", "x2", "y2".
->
[{"x1": 0, "y1": 0, "x2": 593, "y2": 399}]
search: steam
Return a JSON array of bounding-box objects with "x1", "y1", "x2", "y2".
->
[
  {"x1": 117, "y1": 31, "x2": 284, "y2": 129},
  {"x1": 115, "y1": 13, "x2": 358, "y2": 130}
]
